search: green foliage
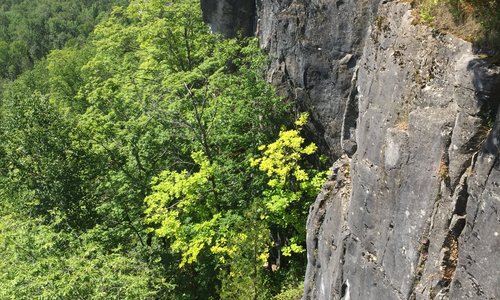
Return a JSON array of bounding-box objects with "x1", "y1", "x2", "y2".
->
[
  {"x1": 145, "y1": 111, "x2": 327, "y2": 297},
  {"x1": 217, "y1": 213, "x2": 272, "y2": 300},
  {"x1": 419, "y1": 0, "x2": 437, "y2": 24},
  {"x1": 145, "y1": 152, "x2": 216, "y2": 267},
  {"x1": 0, "y1": 213, "x2": 172, "y2": 299},
  {"x1": 0, "y1": 0, "x2": 127, "y2": 81},
  {"x1": 0, "y1": 0, "x2": 329, "y2": 298},
  {"x1": 416, "y1": 0, "x2": 500, "y2": 51},
  {"x1": 251, "y1": 113, "x2": 329, "y2": 256},
  {"x1": 273, "y1": 283, "x2": 304, "y2": 300},
  {"x1": 1, "y1": 76, "x2": 97, "y2": 226}
]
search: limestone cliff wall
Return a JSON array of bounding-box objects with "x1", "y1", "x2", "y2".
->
[
  {"x1": 201, "y1": 1, "x2": 500, "y2": 299},
  {"x1": 256, "y1": 0, "x2": 380, "y2": 157},
  {"x1": 304, "y1": 2, "x2": 500, "y2": 299},
  {"x1": 201, "y1": 0, "x2": 256, "y2": 37}
]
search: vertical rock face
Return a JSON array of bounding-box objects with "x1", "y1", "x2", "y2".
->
[
  {"x1": 256, "y1": 0, "x2": 381, "y2": 157},
  {"x1": 201, "y1": 0, "x2": 500, "y2": 299},
  {"x1": 303, "y1": 2, "x2": 500, "y2": 299}
]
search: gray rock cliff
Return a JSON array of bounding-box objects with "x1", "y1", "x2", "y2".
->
[
  {"x1": 304, "y1": 2, "x2": 500, "y2": 299},
  {"x1": 201, "y1": 0, "x2": 500, "y2": 299},
  {"x1": 257, "y1": 0, "x2": 381, "y2": 157}
]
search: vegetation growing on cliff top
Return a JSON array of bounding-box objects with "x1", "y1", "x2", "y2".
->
[
  {"x1": 0, "y1": 0, "x2": 328, "y2": 298},
  {"x1": 415, "y1": 0, "x2": 500, "y2": 53}
]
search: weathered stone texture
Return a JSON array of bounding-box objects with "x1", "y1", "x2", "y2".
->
[
  {"x1": 201, "y1": 0, "x2": 255, "y2": 37},
  {"x1": 304, "y1": 2, "x2": 500, "y2": 299},
  {"x1": 257, "y1": 0, "x2": 381, "y2": 157},
  {"x1": 200, "y1": 0, "x2": 500, "y2": 299},
  {"x1": 449, "y1": 110, "x2": 500, "y2": 300}
]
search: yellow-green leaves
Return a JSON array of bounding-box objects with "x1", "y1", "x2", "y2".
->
[
  {"x1": 145, "y1": 152, "x2": 212, "y2": 258},
  {"x1": 145, "y1": 152, "x2": 224, "y2": 267},
  {"x1": 251, "y1": 113, "x2": 318, "y2": 188},
  {"x1": 251, "y1": 113, "x2": 328, "y2": 257},
  {"x1": 1, "y1": 0, "x2": 302, "y2": 298},
  {"x1": 294, "y1": 112, "x2": 309, "y2": 127},
  {"x1": 281, "y1": 241, "x2": 305, "y2": 257}
]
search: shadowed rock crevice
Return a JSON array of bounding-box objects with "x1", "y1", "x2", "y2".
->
[
  {"x1": 341, "y1": 67, "x2": 359, "y2": 157},
  {"x1": 200, "y1": 0, "x2": 256, "y2": 37},
  {"x1": 408, "y1": 236, "x2": 430, "y2": 300},
  {"x1": 430, "y1": 231, "x2": 459, "y2": 298}
]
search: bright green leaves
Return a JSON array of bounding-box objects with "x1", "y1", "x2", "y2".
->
[
  {"x1": 253, "y1": 113, "x2": 316, "y2": 175},
  {"x1": 251, "y1": 112, "x2": 326, "y2": 205},
  {"x1": 144, "y1": 111, "x2": 328, "y2": 296},
  {"x1": 0, "y1": 213, "x2": 171, "y2": 299},
  {"x1": 251, "y1": 113, "x2": 329, "y2": 257},
  {"x1": 130, "y1": 0, "x2": 211, "y2": 72},
  {"x1": 252, "y1": 129, "x2": 316, "y2": 186},
  {"x1": 77, "y1": 1, "x2": 288, "y2": 295},
  {"x1": 0, "y1": 0, "x2": 327, "y2": 298},
  {"x1": 145, "y1": 152, "x2": 265, "y2": 270},
  {"x1": 145, "y1": 152, "x2": 216, "y2": 266}
]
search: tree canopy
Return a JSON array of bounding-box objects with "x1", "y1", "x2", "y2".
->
[
  {"x1": 0, "y1": 0, "x2": 127, "y2": 81},
  {"x1": 0, "y1": 0, "x2": 329, "y2": 298}
]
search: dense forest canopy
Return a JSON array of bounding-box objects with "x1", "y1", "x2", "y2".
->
[
  {"x1": 0, "y1": 0, "x2": 128, "y2": 81},
  {"x1": 0, "y1": 0, "x2": 328, "y2": 298}
]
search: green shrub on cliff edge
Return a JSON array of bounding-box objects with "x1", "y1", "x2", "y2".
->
[{"x1": 415, "y1": 0, "x2": 500, "y2": 54}]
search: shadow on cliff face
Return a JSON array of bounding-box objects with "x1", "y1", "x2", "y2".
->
[
  {"x1": 200, "y1": 0, "x2": 256, "y2": 37},
  {"x1": 468, "y1": 58, "x2": 500, "y2": 156}
]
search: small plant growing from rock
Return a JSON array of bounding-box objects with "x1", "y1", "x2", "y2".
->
[
  {"x1": 414, "y1": 0, "x2": 499, "y2": 51},
  {"x1": 437, "y1": 159, "x2": 449, "y2": 180}
]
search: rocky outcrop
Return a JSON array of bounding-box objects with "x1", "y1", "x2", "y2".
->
[
  {"x1": 257, "y1": 0, "x2": 381, "y2": 157},
  {"x1": 303, "y1": 2, "x2": 500, "y2": 299},
  {"x1": 201, "y1": 0, "x2": 500, "y2": 299},
  {"x1": 449, "y1": 118, "x2": 500, "y2": 300}
]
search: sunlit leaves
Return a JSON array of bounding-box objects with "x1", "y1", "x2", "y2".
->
[
  {"x1": 251, "y1": 113, "x2": 329, "y2": 256},
  {"x1": 0, "y1": 0, "x2": 322, "y2": 298},
  {"x1": 0, "y1": 214, "x2": 172, "y2": 299},
  {"x1": 251, "y1": 113, "x2": 319, "y2": 189},
  {"x1": 145, "y1": 152, "x2": 213, "y2": 233}
]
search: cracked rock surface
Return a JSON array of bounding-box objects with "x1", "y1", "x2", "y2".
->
[
  {"x1": 201, "y1": 0, "x2": 256, "y2": 37},
  {"x1": 303, "y1": 2, "x2": 500, "y2": 299},
  {"x1": 201, "y1": 0, "x2": 500, "y2": 299},
  {"x1": 257, "y1": 0, "x2": 381, "y2": 157}
]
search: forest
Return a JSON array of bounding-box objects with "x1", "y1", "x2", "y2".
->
[{"x1": 0, "y1": 0, "x2": 329, "y2": 299}]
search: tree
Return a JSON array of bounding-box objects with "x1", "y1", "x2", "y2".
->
[
  {"x1": 0, "y1": 213, "x2": 172, "y2": 299},
  {"x1": 0, "y1": 0, "x2": 328, "y2": 298},
  {"x1": 0, "y1": 0, "x2": 127, "y2": 81},
  {"x1": 250, "y1": 113, "x2": 328, "y2": 268}
]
